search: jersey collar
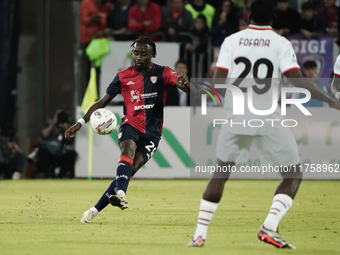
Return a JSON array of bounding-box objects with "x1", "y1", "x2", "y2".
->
[
  {"x1": 133, "y1": 62, "x2": 154, "y2": 72},
  {"x1": 247, "y1": 25, "x2": 273, "y2": 31}
]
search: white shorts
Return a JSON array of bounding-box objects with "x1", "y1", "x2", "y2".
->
[{"x1": 216, "y1": 121, "x2": 300, "y2": 166}]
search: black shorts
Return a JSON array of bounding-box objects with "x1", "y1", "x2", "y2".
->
[{"x1": 118, "y1": 124, "x2": 161, "y2": 163}]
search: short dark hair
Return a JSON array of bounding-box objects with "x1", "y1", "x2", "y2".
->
[
  {"x1": 175, "y1": 59, "x2": 188, "y2": 67},
  {"x1": 303, "y1": 60, "x2": 317, "y2": 69},
  {"x1": 301, "y1": 1, "x2": 315, "y2": 11},
  {"x1": 196, "y1": 14, "x2": 207, "y2": 25},
  {"x1": 57, "y1": 111, "x2": 69, "y2": 124},
  {"x1": 130, "y1": 36, "x2": 157, "y2": 57},
  {"x1": 250, "y1": 0, "x2": 275, "y2": 24}
]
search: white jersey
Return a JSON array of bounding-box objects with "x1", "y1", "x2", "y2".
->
[
  {"x1": 216, "y1": 25, "x2": 300, "y2": 112},
  {"x1": 334, "y1": 54, "x2": 340, "y2": 76},
  {"x1": 332, "y1": 54, "x2": 340, "y2": 99}
]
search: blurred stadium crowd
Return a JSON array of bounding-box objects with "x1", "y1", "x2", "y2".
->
[
  {"x1": 81, "y1": 0, "x2": 340, "y2": 46},
  {"x1": 80, "y1": 0, "x2": 340, "y2": 105}
]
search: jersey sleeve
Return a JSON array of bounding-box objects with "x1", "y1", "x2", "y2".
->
[
  {"x1": 279, "y1": 40, "x2": 300, "y2": 74},
  {"x1": 215, "y1": 37, "x2": 231, "y2": 71},
  {"x1": 106, "y1": 74, "x2": 122, "y2": 96},
  {"x1": 334, "y1": 55, "x2": 340, "y2": 76},
  {"x1": 163, "y1": 66, "x2": 178, "y2": 87}
]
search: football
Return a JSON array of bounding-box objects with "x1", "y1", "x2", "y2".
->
[{"x1": 90, "y1": 108, "x2": 117, "y2": 135}]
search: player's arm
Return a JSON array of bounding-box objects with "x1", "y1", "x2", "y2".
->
[
  {"x1": 285, "y1": 69, "x2": 340, "y2": 110},
  {"x1": 213, "y1": 68, "x2": 229, "y2": 96},
  {"x1": 65, "y1": 93, "x2": 115, "y2": 139},
  {"x1": 331, "y1": 74, "x2": 340, "y2": 100},
  {"x1": 175, "y1": 73, "x2": 197, "y2": 95}
]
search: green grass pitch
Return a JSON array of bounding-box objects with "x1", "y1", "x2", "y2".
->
[{"x1": 1, "y1": 179, "x2": 339, "y2": 255}]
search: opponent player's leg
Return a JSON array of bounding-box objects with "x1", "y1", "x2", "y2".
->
[
  {"x1": 187, "y1": 160, "x2": 233, "y2": 247},
  {"x1": 274, "y1": 167, "x2": 302, "y2": 198},
  {"x1": 188, "y1": 133, "x2": 253, "y2": 247},
  {"x1": 257, "y1": 128, "x2": 301, "y2": 249}
]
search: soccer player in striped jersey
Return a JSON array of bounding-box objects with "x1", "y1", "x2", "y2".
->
[
  {"x1": 65, "y1": 36, "x2": 196, "y2": 224},
  {"x1": 188, "y1": 0, "x2": 340, "y2": 249}
]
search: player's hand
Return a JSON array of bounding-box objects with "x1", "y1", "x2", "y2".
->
[
  {"x1": 177, "y1": 73, "x2": 189, "y2": 90},
  {"x1": 65, "y1": 123, "x2": 82, "y2": 140}
]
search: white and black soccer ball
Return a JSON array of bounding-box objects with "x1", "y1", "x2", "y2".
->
[{"x1": 90, "y1": 108, "x2": 117, "y2": 135}]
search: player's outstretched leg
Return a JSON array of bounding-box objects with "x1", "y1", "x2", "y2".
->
[
  {"x1": 188, "y1": 160, "x2": 233, "y2": 247},
  {"x1": 80, "y1": 152, "x2": 144, "y2": 224},
  {"x1": 108, "y1": 140, "x2": 136, "y2": 210},
  {"x1": 81, "y1": 208, "x2": 99, "y2": 224},
  {"x1": 258, "y1": 164, "x2": 302, "y2": 249},
  {"x1": 108, "y1": 154, "x2": 133, "y2": 210},
  {"x1": 80, "y1": 178, "x2": 119, "y2": 224},
  {"x1": 109, "y1": 150, "x2": 146, "y2": 210}
]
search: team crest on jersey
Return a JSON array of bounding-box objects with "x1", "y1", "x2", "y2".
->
[
  {"x1": 130, "y1": 90, "x2": 140, "y2": 102},
  {"x1": 150, "y1": 76, "x2": 158, "y2": 84}
]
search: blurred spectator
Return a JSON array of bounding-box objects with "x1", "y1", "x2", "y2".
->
[
  {"x1": 186, "y1": 15, "x2": 210, "y2": 77},
  {"x1": 150, "y1": 0, "x2": 167, "y2": 6},
  {"x1": 185, "y1": 0, "x2": 216, "y2": 28},
  {"x1": 34, "y1": 110, "x2": 77, "y2": 179},
  {"x1": 206, "y1": 0, "x2": 219, "y2": 9},
  {"x1": 232, "y1": 0, "x2": 246, "y2": 8},
  {"x1": 289, "y1": 0, "x2": 298, "y2": 10},
  {"x1": 239, "y1": 0, "x2": 253, "y2": 30},
  {"x1": 106, "y1": 0, "x2": 134, "y2": 40},
  {"x1": 300, "y1": 2, "x2": 316, "y2": 37},
  {"x1": 80, "y1": 0, "x2": 111, "y2": 45},
  {"x1": 205, "y1": 60, "x2": 216, "y2": 78},
  {"x1": 162, "y1": 0, "x2": 194, "y2": 42},
  {"x1": 272, "y1": 0, "x2": 301, "y2": 36},
  {"x1": 186, "y1": 15, "x2": 210, "y2": 54},
  {"x1": 80, "y1": 0, "x2": 111, "y2": 102},
  {"x1": 127, "y1": 0, "x2": 162, "y2": 41},
  {"x1": 176, "y1": 60, "x2": 190, "y2": 106},
  {"x1": 314, "y1": 0, "x2": 340, "y2": 39},
  {"x1": 298, "y1": 60, "x2": 327, "y2": 106},
  {"x1": 212, "y1": 0, "x2": 240, "y2": 46},
  {"x1": 0, "y1": 127, "x2": 25, "y2": 180}
]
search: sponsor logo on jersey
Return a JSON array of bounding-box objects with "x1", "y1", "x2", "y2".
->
[
  {"x1": 118, "y1": 132, "x2": 122, "y2": 139},
  {"x1": 141, "y1": 92, "x2": 158, "y2": 98},
  {"x1": 127, "y1": 81, "x2": 135, "y2": 85},
  {"x1": 130, "y1": 90, "x2": 140, "y2": 102},
  {"x1": 150, "y1": 76, "x2": 158, "y2": 84},
  {"x1": 134, "y1": 104, "x2": 155, "y2": 110}
]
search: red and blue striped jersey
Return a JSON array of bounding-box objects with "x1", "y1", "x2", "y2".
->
[{"x1": 106, "y1": 63, "x2": 178, "y2": 136}]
